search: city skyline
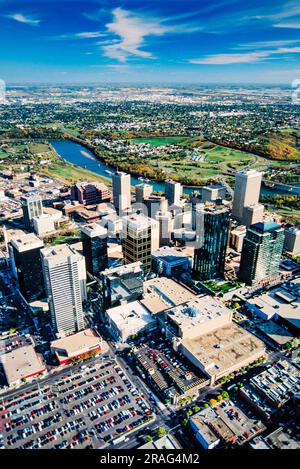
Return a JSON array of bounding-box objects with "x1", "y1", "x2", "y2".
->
[{"x1": 1, "y1": 0, "x2": 300, "y2": 84}]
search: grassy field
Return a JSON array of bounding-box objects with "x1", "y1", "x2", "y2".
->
[
  {"x1": 42, "y1": 161, "x2": 112, "y2": 186},
  {"x1": 132, "y1": 136, "x2": 191, "y2": 146},
  {"x1": 28, "y1": 142, "x2": 50, "y2": 154}
]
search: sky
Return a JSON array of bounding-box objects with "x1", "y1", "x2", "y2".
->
[{"x1": 1, "y1": 0, "x2": 300, "y2": 84}]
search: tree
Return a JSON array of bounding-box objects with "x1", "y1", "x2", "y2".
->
[
  {"x1": 156, "y1": 427, "x2": 167, "y2": 438},
  {"x1": 222, "y1": 391, "x2": 229, "y2": 399},
  {"x1": 217, "y1": 395, "x2": 223, "y2": 402},
  {"x1": 210, "y1": 399, "x2": 217, "y2": 407},
  {"x1": 193, "y1": 406, "x2": 201, "y2": 413},
  {"x1": 145, "y1": 435, "x2": 153, "y2": 442}
]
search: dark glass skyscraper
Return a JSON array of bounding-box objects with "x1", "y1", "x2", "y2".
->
[
  {"x1": 193, "y1": 203, "x2": 230, "y2": 281},
  {"x1": 81, "y1": 224, "x2": 108, "y2": 277},
  {"x1": 9, "y1": 233, "x2": 45, "y2": 302},
  {"x1": 239, "y1": 221, "x2": 284, "y2": 286}
]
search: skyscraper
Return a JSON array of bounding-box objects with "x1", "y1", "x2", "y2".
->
[
  {"x1": 41, "y1": 244, "x2": 87, "y2": 337},
  {"x1": 135, "y1": 183, "x2": 153, "y2": 204},
  {"x1": 165, "y1": 180, "x2": 182, "y2": 206},
  {"x1": 81, "y1": 223, "x2": 108, "y2": 276},
  {"x1": 22, "y1": 194, "x2": 43, "y2": 231},
  {"x1": 232, "y1": 170, "x2": 262, "y2": 222},
  {"x1": 112, "y1": 172, "x2": 131, "y2": 215},
  {"x1": 193, "y1": 203, "x2": 230, "y2": 280},
  {"x1": 9, "y1": 233, "x2": 45, "y2": 302},
  {"x1": 122, "y1": 213, "x2": 159, "y2": 272},
  {"x1": 242, "y1": 203, "x2": 264, "y2": 228},
  {"x1": 239, "y1": 221, "x2": 284, "y2": 286}
]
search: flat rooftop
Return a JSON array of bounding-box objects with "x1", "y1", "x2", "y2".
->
[
  {"x1": 10, "y1": 233, "x2": 44, "y2": 252},
  {"x1": 182, "y1": 322, "x2": 265, "y2": 377},
  {"x1": 191, "y1": 400, "x2": 265, "y2": 446},
  {"x1": 106, "y1": 300, "x2": 155, "y2": 331},
  {"x1": 41, "y1": 243, "x2": 81, "y2": 261},
  {"x1": 166, "y1": 296, "x2": 231, "y2": 332},
  {"x1": 80, "y1": 223, "x2": 107, "y2": 238},
  {"x1": 142, "y1": 277, "x2": 198, "y2": 314},
  {"x1": 152, "y1": 246, "x2": 189, "y2": 262},
  {"x1": 266, "y1": 425, "x2": 300, "y2": 450},
  {"x1": 247, "y1": 281, "x2": 300, "y2": 330},
  {"x1": 0, "y1": 345, "x2": 45, "y2": 385},
  {"x1": 102, "y1": 261, "x2": 143, "y2": 278},
  {"x1": 51, "y1": 329, "x2": 101, "y2": 357}
]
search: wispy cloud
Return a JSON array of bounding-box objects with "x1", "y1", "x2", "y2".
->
[
  {"x1": 190, "y1": 46, "x2": 300, "y2": 64},
  {"x1": 49, "y1": 31, "x2": 106, "y2": 40},
  {"x1": 102, "y1": 8, "x2": 170, "y2": 62},
  {"x1": 274, "y1": 22, "x2": 300, "y2": 29},
  {"x1": 6, "y1": 13, "x2": 40, "y2": 26},
  {"x1": 75, "y1": 31, "x2": 106, "y2": 39}
]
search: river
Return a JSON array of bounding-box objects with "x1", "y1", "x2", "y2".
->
[{"x1": 50, "y1": 139, "x2": 300, "y2": 197}]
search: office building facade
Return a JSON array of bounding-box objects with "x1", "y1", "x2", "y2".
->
[
  {"x1": 22, "y1": 194, "x2": 43, "y2": 231},
  {"x1": 122, "y1": 213, "x2": 159, "y2": 273},
  {"x1": 232, "y1": 170, "x2": 262, "y2": 222},
  {"x1": 193, "y1": 204, "x2": 230, "y2": 280},
  {"x1": 239, "y1": 221, "x2": 284, "y2": 286},
  {"x1": 41, "y1": 244, "x2": 87, "y2": 337},
  {"x1": 81, "y1": 224, "x2": 108, "y2": 276},
  {"x1": 71, "y1": 182, "x2": 111, "y2": 205},
  {"x1": 165, "y1": 180, "x2": 182, "y2": 206},
  {"x1": 9, "y1": 233, "x2": 45, "y2": 302},
  {"x1": 112, "y1": 172, "x2": 131, "y2": 215}
]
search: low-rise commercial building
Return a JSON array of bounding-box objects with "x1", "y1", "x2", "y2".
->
[
  {"x1": 101, "y1": 261, "x2": 144, "y2": 308},
  {"x1": 50, "y1": 328, "x2": 102, "y2": 365},
  {"x1": 0, "y1": 345, "x2": 46, "y2": 386},
  {"x1": 151, "y1": 246, "x2": 191, "y2": 277}
]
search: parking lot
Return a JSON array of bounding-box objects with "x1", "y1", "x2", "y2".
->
[
  {"x1": 0, "y1": 357, "x2": 154, "y2": 449},
  {"x1": 133, "y1": 337, "x2": 208, "y2": 402}
]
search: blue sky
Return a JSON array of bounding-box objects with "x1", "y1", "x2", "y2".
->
[{"x1": 1, "y1": 0, "x2": 300, "y2": 84}]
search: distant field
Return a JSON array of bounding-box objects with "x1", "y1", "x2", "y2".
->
[
  {"x1": 42, "y1": 162, "x2": 111, "y2": 186},
  {"x1": 28, "y1": 143, "x2": 50, "y2": 154},
  {"x1": 132, "y1": 136, "x2": 190, "y2": 146}
]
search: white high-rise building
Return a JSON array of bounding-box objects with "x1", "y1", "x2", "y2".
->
[
  {"x1": 165, "y1": 180, "x2": 182, "y2": 206},
  {"x1": 232, "y1": 170, "x2": 262, "y2": 222},
  {"x1": 112, "y1": 172, "x2": 131, "y2": 215},
  {"x1": 41, "y1": 244, "x2": 87, "y2": 337}
]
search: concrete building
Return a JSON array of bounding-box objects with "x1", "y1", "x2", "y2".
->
[
  {"x1": 9, "y1": 233, "x2": 45, "y2": 302},
  {"x1": 193, "y1": 203, "x2": 230, "y2": 280},
  {"x1": 165, "y1": 180, "x2": 182, "y2": 206},
  {"x1": 112, "y1": 171, "x2": 131, "y2": 215},
  {"x1": 105, "y1": 300, "x2": 156, "y2": 342},
  {"x1": 41, "y1": 244, "x2": 87, "y2": 337},
  {"x1": 155, "y1": 210, "x2": 173, "y2": 247},
  {"x1": 71, "y1": 181, "x2": 111, "y2": 205},
  {"x1": 22, "y1": 193, "x2": 43, "y2": 231},
  {"x1": 239, "y1": 221, "x2": 284, "y2": 286},
  {"x1": 284, "y1": 225, "x2": 300, "y2": 256},
  {"x1": 242, "y1": 203, "x2": 264, "y2": 228},
  {"x1": 202, "y1": 185, "x2": 226, "y2": 203},
  {"x1": 0, "y1": 345, "x2": 46, "y2": 387},
  {"x1": 50, "y1": 328, "x2": 102, "y2": 365},
  {"x1": 122, "y1": 213, "x2": 159, "y2": 272},
  {"x1": 33, "y1": 214, "x2": 55, "y2": 236},
  {"x1": 151, "y1": 246, "x2": 191, "y2": 277},
  {"x1": 81, "y1": 223, "x2": 108, "y2": 276},
  {"x1": 135, "y1": 183, "x2": 153, "y2": 204},
  {"x1": 190, "y1": 401, "x2": 265, "y2": 449},
  {"x1": 100, "y1": 261, "x2": 144, "y2": 308},
  {"x1": 230, "y1": 225, "x2": 247, "y2": 253},
  {"x1": 232, "y1": 170, "x2": 262, "y2": 222},
  {"x1": 144, "y1": 195, "x2": 168, "y2": 220}
]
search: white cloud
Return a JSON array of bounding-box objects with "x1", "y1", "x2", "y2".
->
[
  {"x1": 102, "y1": 8, "x2": 170, "y2": 62},
  {"x1": 190, "y1": 46, "x2": 300, "y2": 64},
  {"x1": 7, "y1": 13, "x2": 40, "y2": 26},
  {"x1": 75, "y1": 31, "x2": 106, "y2": 38},
  {"x1": 274, "y1": 22, "x2": 300, "y2": 29}
]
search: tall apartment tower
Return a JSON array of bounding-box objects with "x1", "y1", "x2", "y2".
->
[
  {"x1": 239, "y1": 221, "x2": 284, "y2": 286},
  {"x1": 193, "y1": 203, "x2": 230, "y2": 280},
  {"x1": 22, "y1": 194, "x2": 43, "y2": 231},
  {"x1": 165, "y1": 180, "x2": 182, "y2": 206},
  {"x1": 232, "y1": 170, "x2": 262, "y2": 222},
  {"x1": 81, "y1": 223, "x2": 108, "y2": 276},
  {"x1": 122, "y1": 213, "x2": 159, "y2": 273},
  {"x1": 112, "y1": 172, "x2": 131, "y2": 215},
  {"x1": 9, "y1": 233, "x2": 45, "y2": 302},
  {"x1": 41, "y1": 244, "x2": 87, "y2": 337}
]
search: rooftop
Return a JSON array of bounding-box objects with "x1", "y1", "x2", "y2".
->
[
  {"x1": 106, "y1": 300, "x2": 155, "y2": 331},
  {"x1": 0, "y1": 345, "x2": 45, "y2": 385},
  {"x1": 51, "y1": 328, "x2": 101, "y2": 357},
  {"x1": 181, "y1": 322, "x2": 265, "y2": 377},
  {"x1": 80, "y1": 223, "x2": 107, "y2": 238},
  {"x1": 10, "y1": 233, "x2": 44, "y2": 252}
]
